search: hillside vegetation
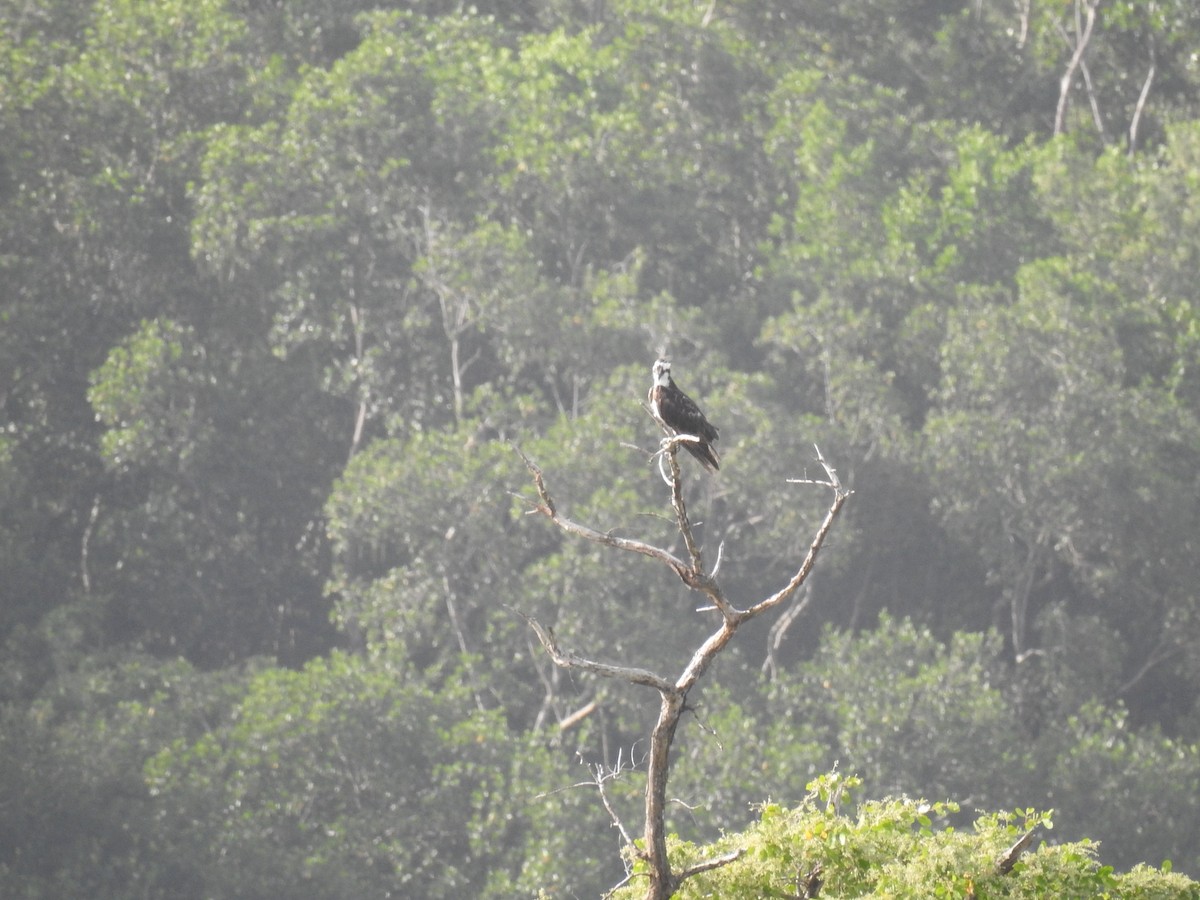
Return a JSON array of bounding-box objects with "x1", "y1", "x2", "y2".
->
[{"x1": 3, "y1": 0, "x2": 1200, "y2": 896}]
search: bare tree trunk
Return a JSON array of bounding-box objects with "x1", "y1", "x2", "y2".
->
[
  {"x1": 643, "y1": 690, "x2": 685, "y2": 899},
  {"x1": 1054, "y1": 0, "x2": 1099, "y2": 137},
  {"x1": 1128, "y1": 41, "x2": 1156, "y2": 156}
]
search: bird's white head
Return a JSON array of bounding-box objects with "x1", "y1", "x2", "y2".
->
[{"x1": 652, "y1": 358, "x2": 672, "y2": 387}]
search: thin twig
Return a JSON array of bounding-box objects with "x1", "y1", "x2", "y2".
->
[
  {"x1": 710, "y1": 539, "x2": 725, "y2": 579},
  {"x1": 443, "y1": 580, "x2": 486, "y2": 711},
  {"x1": 593, "y1": 758, "x2": 637, "y2": 849},
  {"x1": 745, "y1": 446, "x2": 851, "y2": 619},
  {"x1": 762, "y1": 582, "x2": 813, "y2": 680}
]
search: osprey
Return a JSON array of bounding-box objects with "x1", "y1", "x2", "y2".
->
[{"x1": 648, "y1": 358, "x2": 720, "y2": 473}]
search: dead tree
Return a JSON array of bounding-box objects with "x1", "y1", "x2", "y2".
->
[{"x1": 514, "y1": 437, "x2": 851, "y2": 899}]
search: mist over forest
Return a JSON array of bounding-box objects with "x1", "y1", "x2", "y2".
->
[{"x1": 3, "y1": 0, "x2": 1200, "y2": 895}]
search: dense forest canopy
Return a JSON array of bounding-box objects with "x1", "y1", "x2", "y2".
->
[{"x1": 2, "y1": 0, "x2": 1200, "y2": 895}]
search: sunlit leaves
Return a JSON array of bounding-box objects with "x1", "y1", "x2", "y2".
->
[
  {"x1": 89, "y1": 318, "x2": 211, "y2": 473},
  {"x1": 618, "y1": 775, "x2": 1188, "y2": 900}
]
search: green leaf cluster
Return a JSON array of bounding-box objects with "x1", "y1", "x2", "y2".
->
[{"x1": 632, "y1": 772, "x2": 1196, "y2": 899}]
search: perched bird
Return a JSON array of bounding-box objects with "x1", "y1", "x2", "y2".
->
[{"x1": 648, "y1": 358, "x2": 721, "y2": 473}]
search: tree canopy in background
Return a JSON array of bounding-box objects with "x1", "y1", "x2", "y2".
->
[{"x1": 2, "y1": 0, "x2": 1199, "y2": 896}]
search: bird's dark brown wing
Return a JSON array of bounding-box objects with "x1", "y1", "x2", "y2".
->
[
  {"x1": 661, "y1": 382, "x2": 720, "y2": 472},
  {"x1": 665, "y1": 383, "x2": 718, "y2": 441}
]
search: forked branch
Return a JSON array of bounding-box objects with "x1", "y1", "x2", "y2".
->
[{"x1": 514, "y1": 442, "x2": 850, "y2": 899}]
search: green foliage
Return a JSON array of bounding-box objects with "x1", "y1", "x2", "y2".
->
[
  {"x1": 89, "y1": 319, "x2": 211, "y2": 473},
  {"x1": 144, "y1": 651, "x2": 535, "y2": 899},
  {"x1": 1044, "y1": 703, "x2": 1200, "y2": 877},
  {"x1": 5, "y1": 0, "x2": 1200, "y2": 894},
  {"x1": 85, "y1": 313, "x2": 344, "y2": 664},
  {"x1": 670, "y1": 618, "x2": 1017, "y2": 845},
  {"x1": 0, "y1": 653, "x2": 246, "y2": 898},
  {"x1": 616, "y1": 772, "x2": 1196, "y2": 899},
  {"x1": 671, "y1": 618, "x2": 1200, "y2": 876}
]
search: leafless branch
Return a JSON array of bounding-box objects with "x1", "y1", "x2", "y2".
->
[
  {"x1": 535, "y1": 748, "x2": 642, "y2": 897},
  {"x1": 1054, "y1": 0, "x2": 1099, "y2": 137},
  {"x1": 588, "y1": 749, "x2": 638, "y2": 852},
  {"x1": 1008, "y1": 537, "x2": 1045, "y2": 663},
  {"x1": 418, "y1": 204, "x2": 481, "y2": 424},
  {"x1": 685, "y1": 704, "x2": 721, "y2": 746},
  {"x1": 560, "y1": 699, "x2": 598, "y2": 731},
  {"x1": 745, "y1": 448, "x2": 850, "y2": 620},
  {"x1": 513, "y1": 607, "x2": 677, "y2": 695},
  {"x1": 347, "y1": 300, "x2": 368, "y2": 460},
  {"x1": 443, "y1": 580, "x2": 486, "y2": 711},
  {"x1": 677, "y1": 848, "x2": 745, "y2": 880},
  {"x1": 762, "y1": 582, "x2": 814, "y2": 680},
  {"x1": 80, "y1": 494, "x2": 100, "y2": 596},
  {"x1": 528, "y1": 634, "x2": 559, "y2": 731},
  {"x1": 786, "y1": 445, "x2": 846, "y2": 489},
  {"x1": 653, "y1": 436, "x2": 706, "y2": 570},
  {"x1": 1111, "y1": 639, "x2": 1184, "y2": 702},
  {"x1": 709, "y1": 539, "x2": 725, "y2": 579},
  {"x1": 1128, "y1": 43, "x2": 1156, "y2": 156},
  {"x1": 1012, "y1": 0, "x2": 1031, "y2": 49},
  {"x1": 513, "y1": 444, "x2": 696, "y2": 586},
  {"x1": 1078, "y1": 56, "x2": 1105, "y2": 138}
]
